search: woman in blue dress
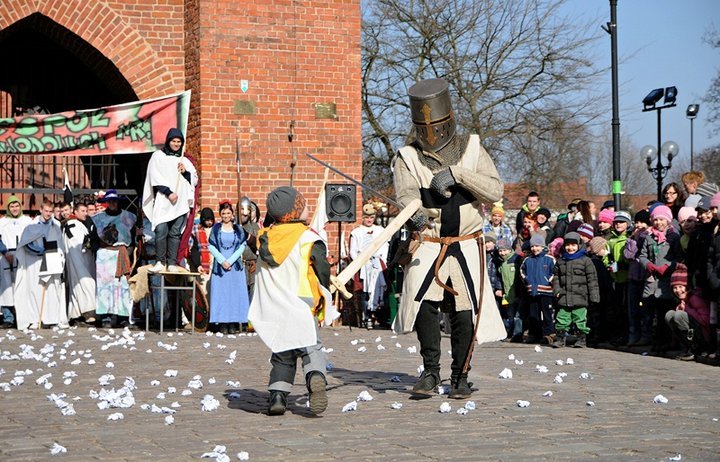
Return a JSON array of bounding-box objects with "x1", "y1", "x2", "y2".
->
[{"x1": 208, "y1": 200, "x2": 249, "y2": 334}]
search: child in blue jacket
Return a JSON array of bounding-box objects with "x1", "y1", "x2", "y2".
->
[{"x1": 520, "y1": 233, "x2": 556, "y2": 344}]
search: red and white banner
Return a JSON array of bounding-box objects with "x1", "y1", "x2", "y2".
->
[{"x1": 0, "y1": 90, "x2": 191, "y2": 156}]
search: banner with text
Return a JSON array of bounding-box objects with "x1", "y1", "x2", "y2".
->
[{"x1": 0, "y1": 90, "x2": 191, "y2": 156}]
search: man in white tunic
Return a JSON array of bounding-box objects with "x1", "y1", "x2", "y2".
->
[
  {"x1": 142, "y1": 128, "x2": 197, "y2": 272},
  {"x1": 349, "y1": 203, "x2": 389, "y2": 329},
  {"x1": 0, "y1": 195, "x2": 33, "y2": 328},
  {"x1": 14, "y1": 199, "x2": 68, "y2": 330},
  {"x1": 63, "y1": 201, "x2": 97, "y2": 324}
]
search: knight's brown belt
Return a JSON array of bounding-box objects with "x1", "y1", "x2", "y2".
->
[{"x1": 412, "y1": 230, "x2": 484, "y2": 296}]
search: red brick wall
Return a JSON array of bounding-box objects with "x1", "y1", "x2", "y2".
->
[{"x1": 191, "y1": 0, "x2": 362, "y2": 218}]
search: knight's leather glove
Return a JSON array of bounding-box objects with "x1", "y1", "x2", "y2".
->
[
  {"x1": 406, "y1": 211, "x2": 428, "y2": 231},
  {"x1": 429, "y1": 168, "x2": 456, "y2": 198}
]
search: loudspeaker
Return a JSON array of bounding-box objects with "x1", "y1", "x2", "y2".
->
[{"x1": 325, "y1": 183, "x2": 356, "y2": 222}]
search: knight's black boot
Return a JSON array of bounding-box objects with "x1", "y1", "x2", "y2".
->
[
  {"x1": 447, "y1": 308, "x2": 474, "y2": 398},
  {"x1": 267, "y1": 391, "x2": 288, "y2": 416},
  {"x1": 413, "y1": 301, "x2": 442, "y2": 396},
  {"x1": 449, "y1": 374, "x2": 472, "y2": 399},
  {"x1": 306, "y1": 371, "x2": 328, "y2": 415},
  {"x1": 412, "y1": 370, "x2": 440, "y2": 396}
]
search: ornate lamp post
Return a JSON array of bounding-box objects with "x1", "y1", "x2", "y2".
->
[{"x1": 641, "y1": 141, "x2": 679, "y2": 202}]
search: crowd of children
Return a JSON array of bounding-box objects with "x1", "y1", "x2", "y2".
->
[{"x1": 486, "y1": 172, "x2": 720, "y2": 361}]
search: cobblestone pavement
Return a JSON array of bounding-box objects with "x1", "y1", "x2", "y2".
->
[{"x1": 0, "y1": 325, "x2": 719, "y2": 461}]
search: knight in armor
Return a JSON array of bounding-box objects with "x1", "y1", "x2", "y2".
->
[{"x1": 392, "y1": 78, "x2": 504, "y2": 398}]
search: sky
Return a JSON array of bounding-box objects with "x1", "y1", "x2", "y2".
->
[{"x1": 561, "y1": 0, "x2": 720, "y2": 170}]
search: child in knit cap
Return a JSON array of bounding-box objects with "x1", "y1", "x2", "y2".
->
[
  {"x1": 623, "y1": 209, "x2": 653, "y2": 346},
  {"x1": 596, "y1": 209, "x2": 615, "y2": 240},
  {"x1": 576, "y1": 223, "x2": 594, "y2": 246},
  {"x1": 677, "y1": 206, "x2": 697, "y2": 253},
  {"x1": 497, "y1": 237, "x2": 523, "y2": 342},
  {"x1": 552, "y1": 232, "x2": 599, "y2": 347},
  {"x1": 666, "y1": 263, "x2": 711, "y2": 360},
  {"x1": 587, "y1": 236, "x2": 614, "y2": 346},
  {"x1": 520, "y1": 233, "x2": 556, "y2": 344},
  {"x1": 638, "y1": 204, "x2": 681, "y2": 353},
  {"x1": 484, "y1": 232, "x2": 503, "y2": 313},
  {"x1": 248, "y1": 186, "x2": 339, "y2": 416},
  {"x1": 536, "y1": 208, "x2": 555, "y2": 243}
]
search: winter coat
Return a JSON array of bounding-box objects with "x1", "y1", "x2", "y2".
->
[
  {"x1": 638, "y1": 229, "x2": 681, "y2": 299},
  {"x1": 590, "y1": 255, "x2": 614, "y2": 308},
  {"x1": 553, "y1": 250, "x2": 600, "y2": 308},
  {"x1": 623, "y1": 231, "x2": 648, "y2": 282},
  {"x1": 687, "y1": 220, "x2": 718, "y2": 292},
  {"x1": 604, "y1": 230, "x2": 629, "y2": 283},
  {"x1": 520, "y1": 251, "x2": 555, "y2": 296},
  {"x1": 707, "y1": 229, "x2": 720, "y2": 301},
  {"x1": 498, "y1": 252, "x2": 522, "y2": 305},
  {"x1": 486, "y1": 251, "x2": 502, "y2": 293}
]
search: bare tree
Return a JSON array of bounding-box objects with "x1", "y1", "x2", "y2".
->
[
  {"x1": 703, "y1": 26, "x2": 720, "y2": 137},
  {"x1": 695, "y1": 146, "x2": 720, "y2": 182},
  {"x1": 588, "y1": 132, "x2": 658, "y2": 196},
  {"x1": 362, "y1": 0, "x2": 606, "y2": 194}
]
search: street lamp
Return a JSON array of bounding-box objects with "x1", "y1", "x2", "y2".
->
[
  {"x1": 686, "y1": 104, "x2": 700, "y2": 170},
  {"x1": 642, "y1": 86, "x2": 678, "y2": 201},
  {"x1": 642, "y1": 141, "x2": 679, "y2": 202}
]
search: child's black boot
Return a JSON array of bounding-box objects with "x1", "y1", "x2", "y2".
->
[
  {"x1": 306, "y1": 371, "x2": 328, "y2": 415},
  {"x1": 268, "y1": 391, "x2": 288, "y2": 416},
  {"x1": 574, "y1": 333, "x2": 587, "y2": 348}
]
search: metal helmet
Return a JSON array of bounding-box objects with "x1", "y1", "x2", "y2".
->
[
  {"x1": 239, "y1": 196, "x2": 252, "y2": 215},
  {"x1": 408, "y1": 78, "x2": 456, "y2": 153}
]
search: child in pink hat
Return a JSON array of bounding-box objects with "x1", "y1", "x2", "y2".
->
[{"x1": 637, "y1": 204, "x2": 680, "y2": 351}]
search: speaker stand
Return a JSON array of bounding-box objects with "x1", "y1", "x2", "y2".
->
[{"x1": 337, "y1": 221, "x2": 352, "y2": 331}]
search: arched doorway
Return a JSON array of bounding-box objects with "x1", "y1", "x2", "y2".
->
[{"x1": 0, "y1": 13, "x2": 146, "y2": 210}]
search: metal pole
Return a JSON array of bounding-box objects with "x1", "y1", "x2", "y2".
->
[
  {"x1": 656, "y1": 109, "x2": 663, "y2": 202},
  {"x1": 690, "y1": 118, "x2": 695, "y2": 171},
  {"x1": 609, "y1": 0, "x2": 622, "y2": 210}
]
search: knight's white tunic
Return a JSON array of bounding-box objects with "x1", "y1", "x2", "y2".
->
[{"x1": 391, "y1": 135, "x2": 506, "y2": 343}]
